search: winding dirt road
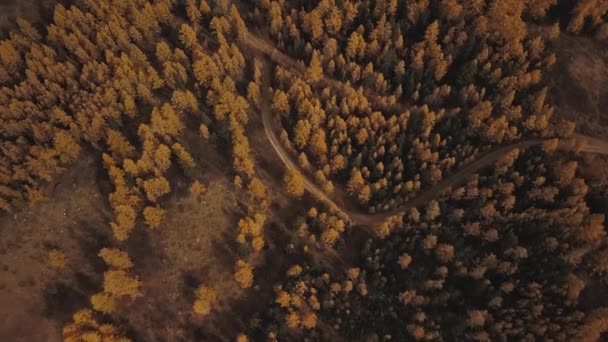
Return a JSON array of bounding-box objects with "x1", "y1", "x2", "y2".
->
[
  {"x1": 236, "y1": 13, "x2": 608, "y2": 227},
  {"x1": 257, "y1": 53, "x2": 608, "y2": 226},
  {"x1": 263, "y1": 104, "x2": 608, "y2": 226}
]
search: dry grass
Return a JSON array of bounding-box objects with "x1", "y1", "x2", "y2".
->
[
  {"x1": 116, "y1": 179, "x2": 247, "y2": 341},
  {"x1": 0, "y1": 151, "x2": 248, "y2": 342},
  {"x1": 552, "y1": 33, "x2": 608, "y2": 137},
  {"x1": 0, "y1": 154, "x2": 110, "y2": 342},
  {"x1": 156, "y1": 181, "x2": 241, "y2": 308}
]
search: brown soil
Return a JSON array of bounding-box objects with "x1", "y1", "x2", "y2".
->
[
  {"x1": 0, "y1": 0, "x2": 56, "y2": 37},
  {"x1": 552, "y1": 33, "x2": 608, "y2": 137},
  {"x1": 0, "y1": 154, "x2": 111, "y2": 342},
  {"x1": 118, "y1": 181, "x2": 244, "y2": 342},
  {"x1": 0, "y1": 140, "x2": 262, "y2": 342}
]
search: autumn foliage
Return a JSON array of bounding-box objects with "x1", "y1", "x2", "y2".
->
[
  {"x1": 193, "y1": 285, "x2": 218, "y2": 316},
  {"x1": 0, "y1": 0, "x2": 607, "y2": 341},
  {"x1": 234, "y1": 259, "x2": 254, "y2": 289},
  {"x1": 63, "y1": 309, "x2": 130, "y2": 342},
  {"x1": 284, "y1": 168, "x2": 305, "y2": 197}
]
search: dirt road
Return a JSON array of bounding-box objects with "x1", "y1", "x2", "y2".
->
[
  {"x1": 575, "y1": 134, "x2": 608, "y2": 155},
  {"x1": 258, "y1": 58, "x2": 345, "y2": 212},
  {"x1": 257, "y1": 52, "x2": 608, "y2": 226},
  {"x1": 232, "y1": 7, "x2": 608, "y2": 227},
  {"x1": 242, "y1": 29, "x2": 406, "y2": 114}
]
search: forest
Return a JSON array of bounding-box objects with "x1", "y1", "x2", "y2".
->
[{"x1": 0, "y1": 0, "x2": 608, "y2": 341}]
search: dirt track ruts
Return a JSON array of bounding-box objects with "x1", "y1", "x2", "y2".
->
[
  {"x1": 254, "y1": 45, "x2": 608, "y2": 227},
  {"x1": 240, "y1": 20, "x2": 608, "y2": 227}
]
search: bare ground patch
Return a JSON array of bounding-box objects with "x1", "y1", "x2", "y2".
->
[
  {"x1": 0, "y1": 154, "x2": 110, "y2": 342},
  {"x1": 118, "y1": 180, "x2": 247, "y2": 341},
  {"x1": 552, "y1": 33, "x2": 608, "y2": 137},
  {"x1": 0, "y1": 0, "x2": 56, "y2": 37}
]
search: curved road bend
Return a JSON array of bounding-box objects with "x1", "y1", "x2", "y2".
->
[
  {"x1": 260, "y1": 65, "x2": 608, "y2": 225},
  {"x1": 246, "y1": 23, "x2": 608, "y2": 226}
]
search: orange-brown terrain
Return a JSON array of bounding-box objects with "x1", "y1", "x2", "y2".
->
[{"x1": 1, "y1": 0, "x2": 608, "y2": 341}]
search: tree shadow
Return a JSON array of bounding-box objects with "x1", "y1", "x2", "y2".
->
[
  {"x1": 41, "y1": 281, "x2": 88, "y2": 325},
  {"x1": 178, "y1": 265, "x2": 211, "y2": 303},
  {"x1": 68, "y1": 219, "x2": 111, "y2": 275},
  {"x1": 210, "y1": 229, "x2": 239, "y2": 264},
  {"x1": 125, "y1": 223, "x2": 166, "y2": 278}
]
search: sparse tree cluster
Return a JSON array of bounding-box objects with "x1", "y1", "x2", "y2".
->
[
  {"x1": 91, "y1": 248, "x2": 141, "y2": 314},
  {"x1": 193, "y1": 285, "x2": 218, "y2": 316},
  {"x1": 63, "y1": 309, "x2": 131, "y2": 342}
]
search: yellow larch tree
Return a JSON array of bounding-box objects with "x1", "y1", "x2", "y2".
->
[
  {"x1": 179, "y1": 23, "x2": 198, "y2": 50},
  {"x1": 190, "y1": 180, "x2": 206, "y2": 197},
  {"x1": 230, "y1": 4, "x2": 248, "y2": 41},
  {"x1": 107, "y1": 129, "x2": 136, "y2": 159},
  {"x1": 143, "y1": 176, "x2": 171, "y2": 202},
  {"x1": 48, "y1": 249, "x2": 68, "y2": 269},
  {"x1": 301, "y1": 312, "x2": 317, "y2": 329},
  {"x1": 284, "y1": 168, "x2": 305, "y2": 197},
  {"x1": 186, "y1": 0, "x2": 202, "y2": 26},
  {"x1": 276, "y1": 290, "x2": 291, "y2": 307},
  {"x1": 63, "y1": 309, "x2": 131, "y2": 342},
  {"x1": 193, "y1": 285, "x2": 217, "y2": 316},
  {"x1": 287, "y1": 264, "x2": 303, "y2": 277},
  {"x1": 199, "y1": 124, "x2": 210, "y2": 140},
  {"x1": 143, "y1": 206, "x2": 166, "y2": 229},
  {"x1": 98, "y1": 248, "x2": 133, "y2": 270},
  {"x1": 309, "y1": 128, "x2": 328, "y2": 161},
  {"x1": 154, "y1": 144, "x2": 172, "y2": 173},
  {"x1": 272, "y1": 90, "x2": 290, "y2": 114},
  {"x1": 111, "y1": 205, "x2": 137, "y2": 241},
  {"x1": 306, "y1": 50, "x2": 323, "y2": 83},
  {"x1": 247, "y1": 178, "x2": 267, "y2": 202},
  {"x1": 91, "y1": 292, "x2": 116, "y2": 314},
  {"x1": 53, "y1": 131, "x2": 81, "y2": 164},
  {"x1": 171, "y1": 90, "x2": 199, "y2": 114},
  {"x1": 234, "y1": 259, "x2": 254, "y2": 288},
  {"x1": 398, "y1": 253, "x2": 412, "y2": 269},
  {"x1": 171, "y1": 142, "x2": 196, "y2": 170},
  {"x1": 293, "y1": 119, "x2": 311, "y2": 149},
  {"x1": 252, "y1": 236, "x2": 265, "y2": 252},
  {"x1": 286, "y1": 312, "x2": 301, "y2": 329},
  {"x1": 103, "y1": 269, "x2": 142, "y2": 299}
]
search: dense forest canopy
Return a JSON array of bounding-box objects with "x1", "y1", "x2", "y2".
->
[{"x1": 0, "y1": 0, "x2": 607, "y2": 341}]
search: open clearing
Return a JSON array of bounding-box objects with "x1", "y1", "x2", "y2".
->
[
  {"x1": 0, "y1": 154, "x2": 246, "y2": 341},
  {"x1": 552, "y1": 33, "x2": 608, "y2": 137},
  {"x1": 0, "y1": 154, "x2": 109, "y2": 342}
]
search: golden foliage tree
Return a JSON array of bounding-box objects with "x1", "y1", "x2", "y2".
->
[
  {"x1": 247, "y1": 177, "x2": 267, "y2": 201},
  {"x1": 91, "y1": 292, "x2": 116, "y2": 314},
  {"x1": 48, "y1": 249, "x2": 68, "y2": 269},
  {"x1": 284, "y1": 168, "x2": 305, "y2": 197},
  {"x1": 193, "y1": 285, "x2": 218, "y2": 316},
  {"x1": 143, "y1": 176, "x2": 171, "y2": 202},
  {"x1": 190, "y1": 180, "x2": 206, "y2": 197},
  {"x1": 103, "y1": 269, "x2": 142, "y2": 299},
  {"x1": 98, "y1": 248, "x2": 133, "y2": 270},
  {"x1": 63, "y1": 309, "x2": 130, "y2": 342},
  {"x1": 234, "y1": 259, "x2": 254, "y2": 288},
  {"x1": 111, "y1": 205, "x2": 137, "y2": 241},
  {"x1": 143, "y1": 206, "x2": 165, "y2": 228}
]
